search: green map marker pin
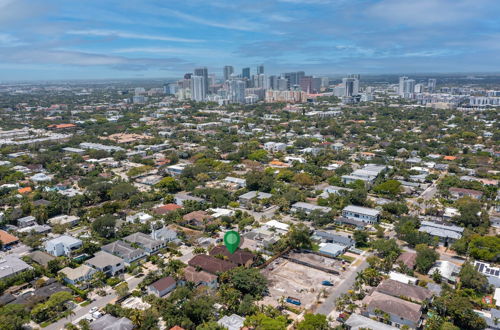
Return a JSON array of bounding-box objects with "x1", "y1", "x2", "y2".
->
[{"x1": 224, "y1": 230, "x2": 240, "y2": 254}]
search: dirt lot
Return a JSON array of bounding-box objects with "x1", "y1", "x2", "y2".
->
[
  {"x1": 260, "y1": 257, "x2": 338, "y2": 310},
  {"x1": 286, "y1": 251, "x2": 344, "y2": 273}
]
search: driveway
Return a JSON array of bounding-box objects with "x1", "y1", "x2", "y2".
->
[{"x1": 315, "y1": 253, "x2": 370, "y2": 316}]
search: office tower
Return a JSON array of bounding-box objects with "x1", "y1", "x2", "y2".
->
[
  {"x1": 194, "y1": 67, "x2": 209, "y2": 94},
  {"x1": 268, "y1": 75, "x2": 278, "y2": 90},
  {"x1": 428, "y1": 78, "x2": 437, "y2": 91},
  {"x1": 284, "y1": 71, "x2": 305, "y2": 89},
  {"x1": 399, "y1": 76, "x2": 408, "y2": 96},
  {"x1": 191, "y1": 76, "x2": 206, "y2": 102},
  {"x1": 134, "y1": 87, "x2": 146, "y2": 95},
  {"x1": 229, "y1": 79, "x2": 246, "y2": 103},
  {"x1": 223, "y1": 66, "x2": 234, "y2": 82},
  {"x1": 342, "y1": 77, "x2": 356, "y2": 97},
  {"x1": 321, "y1": 77, "x2": 330, "y2": 88},
  {"x1": 277, "y1": 77, "x2": 288, "y2": 91},
  {"x1": 184, "y1": 73, "x2": 192, "y2": 79},
  {"x1": 348, "y1": 74, "x2": 360, "y2": 95},
  {"x1": 404, "y1": 79, "x2": 416, "y2": 96},
  {"x1": 253, "y1": 74, "x2": 267, "y2": 89},
  {"x1": 311, "y1": 77, "x2": 322, "y2": 93},
  {"x1": 299, "y1": 76, "x2": 313, "y2": 93},
  {"x1": 414, "y1": 83, "x2": 424, "y2": 93},
  {"x1": 242, "y1": 67, "x2": 250, "y2": 80},
  {"x1": 257, "y1": 64, "x2": 264, "y2": 74}
]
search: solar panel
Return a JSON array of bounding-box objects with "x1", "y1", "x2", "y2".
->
[{"x1": 495, "y1": 270, "x2": 500, "y2": 277}]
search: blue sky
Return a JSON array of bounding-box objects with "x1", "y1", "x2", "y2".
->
[{"x1": 0, "y1": 0, "x2": 499, "y2": 80}]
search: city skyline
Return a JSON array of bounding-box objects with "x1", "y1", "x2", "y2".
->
[{"x1": 0, "y1": 0, "x2": 499, "y2": 80}]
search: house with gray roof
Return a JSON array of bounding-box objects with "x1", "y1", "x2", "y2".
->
[
  {"x1": 123, "y1": 232, "x2": 165, "y2": 254},
  {"x1": 44, "y1": 235, "x2": 82, "y2": 257},
  {"x1": 90, "y1": 314, "x2": 134, "y2": 330},
  {"x1": 342, "y1": 205, "x2": 380, "y2": 224},
  {"x1": 0, "y1": 255, "x2": 33, "y2": 280},
  {"x1": 102, "y1": 240, "x2": 146, "y2": 265},
  {"x1": 419, "y1": 221, "x2": 463, "y2": 246},
  {"x1": 85, "y1": 251, "x2": 125, "y2": 276},
  {"x1": 238, "y1": 191, "x2": 272, "y2": 206},
  {"x1": 313, "y1": 231, "x2": 354, "y2": 248},
  {"x1": 59, "y1": 264, "x2": 96, "y2": 285},
  {"x1": 345, "y1": 313, "x2": 398, "y2": 330},
  {"x1": 291, "y1": 202, "x2": 332, "y2": 214}
]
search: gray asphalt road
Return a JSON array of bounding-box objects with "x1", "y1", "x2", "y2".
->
[
  {"x1": 316, "y1": 256, "x2": 369, "y2": 316},
  {"x1": 44, "y1": 275, "x2": 143, "y2": 330}
]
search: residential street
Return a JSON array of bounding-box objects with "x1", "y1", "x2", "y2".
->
[
  {"x1": 315, "y1": 253, "x2": 369, "y2": 316},
  {"x1": 44, "y1": 275, "x2": 143, "y2": 330}
]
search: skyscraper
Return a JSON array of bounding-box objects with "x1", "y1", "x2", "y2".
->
[
  {"x1": 428, "y1": 78, "x2": 437, "y2": 91},
  {"x1": 242, "y1": 67, "x2": 250, "y2": 80},
  {"x1": 399, "y1": 76, "x2": 408, "y2": 96},
  {"x1": 191, "y1": 76, "x2": 206, "y2": 102},
  {"x1": 284, "y1": 71, "x2": 305, "y2": 89},
  {"x1": 342, "y1": 77, "x2": 356, "y2": 97},
  {"x1": 257, "y1": 65, "x2": 264, "y2": 74},
  {"x1": 194, "y1": 67, "x2": 209, "y2": 94},
  {"x1": 229, "y1": 79, "x2": 246, "y2": 104},
  {"x1": 223, "y1": 66, "x2": 234, "y2": 82},
  {"x1": 299, "y1": 76, "x2": 313, "y2": 93},
  {"x1": 277, "y1": 77, "x2": 288, "y2": 91}
]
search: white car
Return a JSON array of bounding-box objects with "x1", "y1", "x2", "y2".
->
[
  {"x1": 92, "y1": 312, "x2": 103, "y2": 319},
  {"x1": 90, "y1": 307, "x2": 98, "y2": 313}
]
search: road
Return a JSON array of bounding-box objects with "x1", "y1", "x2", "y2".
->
[
  {"x1": 44, "y1": 275, "x2": 143, "y2": 330},
  {"x1": 315, "y1": 254, "x2": 369, "y2": 316}
]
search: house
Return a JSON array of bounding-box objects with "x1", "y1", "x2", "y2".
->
[
  {"x1": 319, "y1": 185, "x2": 352, "y2": 198},
  {"x1": 209, "y1": 246, "x2": 254, "y2": 267},
  {"x1": 151, "y1": 227, "x2": 178, "y2": 242},
  {"x1": 342, "y1": 164, "x2": 386, "y2": 186},
  {"x1": 59, "y1": 264, "x2": 96, "y2": 285},
  {"x1": 418, "y1": 221, "x2": 463, "y2": 246},
  {"x1": 388, "y1": 271, "x2": 418, "y2": 285},
  {"x1": 345, "y1": 313, "x2": 398, "y2": 330},
  {"x1": 147, "y1": 276, "x2": 177, "y2": 297},
  {"x1": 475, "y1": 261, "x2": 500, "y2": 278},
  {"x1": 125, "y1": 212, "x2": 153, "y2": 224},
  {"x1": 166, "y1": 164, "x2": 187, "y2": 176},
  {"x1": 188, "y1": 254, "x2": 237, "y2": 275},
  {"x1": 361, "y1": 291, "x2": 423, "y2": 329},
  {"x1": 85, "y1": 251, "x2": 125, "y2": 276},
  {"x1": 174, "y1": 192, "x2": 205, "y2": 206},
  {"x1": 182, "y1": 211, "x2": 214, "y2": 228},
  {"x1": 48, "y1": 215, "x2": 80, "y2": 227},
  {"x1": 318, "y1": 243, "x2": 347, "y2": 257},
  {"x1": 0, "y1": 230, "x2": 19, "y2": 247},
  {"x1": 449, "y1": 187, "x2": 483, "y2": 200},
  {"x1": 28, "y1": 251, "x2": 55, "y2": 267},
  {"x1": 291, "y1": 202, "x2": 332, "y2": 214},
  {"x1": 90, "y1": 314, "x2": 134, "y2": 330},
  {"x1": 123, "y1": 232, "x2": 165, "y2": 254},
  {"x1": 217, "y1": 314, "x2": 245, "y2": 330},
  {"x1": 376, "y1": 279, "x2": 433, "y2": 303},
  {"x1": 334, "y1": 216, "x2": 368, "y2": 229},
  {"x1": 342, "y1": 205, "x2": 380, "y2": 224},
  {"x1": 153, "y1": 203, "x2": 183, "y2": 215},
  {"x1": 396, "y1": 251, "x2": 417, "y2": 269},
  {"x1": 102, "y1": 240, "x2": 147, "y2": 264},
  {"x1": 44, "y1": 235, "x2": 82, "y2": 257},
  {"x1": 428, "y1": 260, "x2": 461, "y2": 283},
  {"x1": 313, "y1": 231, "x2": 355, "y2": 248},
  {"x1": 263, "y1": 142, "x2": 287, "y2": 152},
  {"x1": 182, "y1": 265, "x2": 218, "y2": 288},
  {"x1": 238, "y1": 191, "x2": 272, "y2": 206},
  {"x1": 263, "y1": 220, "x2": 290, "y2": 233},
  {"x1": 224, "y1": 176, "x2": 246, "y2": 188},
  {"x1": 17, "y1": 216, "x2": 36, "y2": 228},
  {"x1": 0, "y1": 256, "x2": 33, "y2": 280}
]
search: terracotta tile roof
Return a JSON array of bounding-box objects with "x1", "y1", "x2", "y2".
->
[
  {"x1": 209, "y1": 246, "x2": 254, "y2": 266},
  {"x1": 153, "y1": 203, "x2": 182, "y2": 215},
  {"x1": 443, "y1": 156, "x2": 457, "y2": 161},
  {"x1": 0, "y1": 230, "x2": 19, "y2": 245},
  {"x1": 188, "y1": 254, "x2": 237, "y2": 274},
  {"x1": 150, "y1": 276, "x2": 176, "y2": 292},
  {"x1": 18, "y1": 187, "x2": 32, "y2": 194}
]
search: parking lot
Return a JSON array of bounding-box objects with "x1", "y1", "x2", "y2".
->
[{"x1": 260, "y1": 257, "x2": 337, "y2": 310}]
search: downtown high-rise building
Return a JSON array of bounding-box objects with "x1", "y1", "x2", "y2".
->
[
  {"x1": 428, "y1": 78, "x2": 437, "y2": 91},
  {"x1": 342, "y1": 77, "x2": 356, "y2": 97},
  {"x1": 191, "y1": 75, "x2": 206, "y2": 102},
  {"x1": 242, "y1": 67, "x2": 250, "y2": 80},
  {"x1": 268, "y1": 75, "x2": 278, "y2": 90},
  {"x1": 299, "y1": 76, "x2": 313, "y2": 93},
  {"x1": 223, "y1": 66, "x2": 234, "y2": 82},
  {"x1": 277, "y1": 77, "x2": 288, "y2": 91},
  {"x1": 257, "y1": 65, "x2": 264, "y2": 74},
  {"x1": 284, "y1": 71, "x2": 305, "y2": 89},
  {"x1": 399, "y1": 76, "x2": 415, "y2": 98},
  {"x1": 229, "y1": 79, "x2": 246, "y2": 103},
  {"x1": 194, "y1": 67, "x2": 209, "y2": 94}
]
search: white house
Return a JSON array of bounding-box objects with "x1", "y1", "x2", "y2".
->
[{"x1": 44, "y1": 235, "x2": 83, "y2": 257}]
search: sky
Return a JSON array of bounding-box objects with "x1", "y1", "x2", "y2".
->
[{"x1": 0, "y1": 0, "x2": 499, "y2": 81}]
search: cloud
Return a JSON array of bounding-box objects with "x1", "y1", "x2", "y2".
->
[
  {"x1": 0, "y1": 33, "x2": 24, "y2": 46},
  {"x1": 164, "y1": 9, "x2": 262, "y2": 31},
  {"x1": 277, "y1": 0, "x2": 332, "y2": 3},
  {"x1": 366, "y1": 0, "x2": 492, "y2": 26},
  {"x1": 67, "y1": 29, "x2": 203, "y2": 43},
  {"x1": 113, "y1": 47, "x2": 228, "y2": 58}
]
